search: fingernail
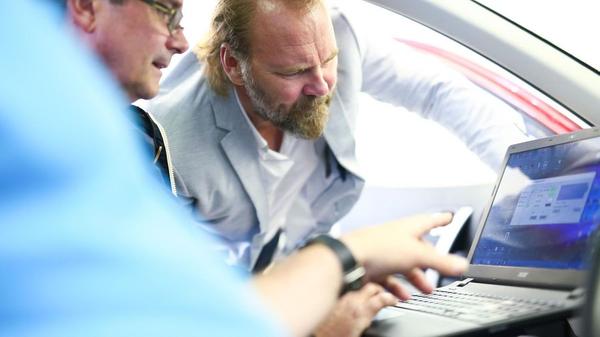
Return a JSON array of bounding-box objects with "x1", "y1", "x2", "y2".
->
[
  {"x1": 440, "y1": 210, "x2": 455, "y2": 217},
  {"x1": 432, "y1": 211, "x2": 454, "y2": 218}
]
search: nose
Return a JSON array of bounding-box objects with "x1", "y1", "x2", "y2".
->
[
  {"x1": 303, "y1": 66, "x2": 334, "y2": 97},
  {"x1": 166, "y1": 29, "x2": 189, "y2": 54}
]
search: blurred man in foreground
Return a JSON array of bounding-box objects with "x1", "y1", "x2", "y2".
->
[{"x1": 0, "y1": 1, "x2": 466, "y2": 336}]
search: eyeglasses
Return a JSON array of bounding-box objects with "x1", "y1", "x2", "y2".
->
[{"x1": 139, "y1": 0, "x2": 183, "y2": 35}]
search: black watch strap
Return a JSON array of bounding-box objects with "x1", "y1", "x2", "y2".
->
[{"x1": 305, "y1": 234, "x2": 365, "y2": 295}]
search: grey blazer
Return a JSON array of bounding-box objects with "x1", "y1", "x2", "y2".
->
[
  {"x1": 148, "y1": 6, "x2": 527, "y2": 268},
  {"x1": 148, "y1": 10, "x2": 365, "y2": 268}
]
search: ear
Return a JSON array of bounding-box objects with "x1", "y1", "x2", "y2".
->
[
  {"x1": 67, "y1": 0, "x2": 98, "y2": 33},
  {"x1": 220, "y1": 43, "x2": 245, "y2": 86}
]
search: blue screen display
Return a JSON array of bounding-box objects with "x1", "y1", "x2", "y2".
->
[{"x1": 471, "y1": 136, "x2": 600, "y2": 270}]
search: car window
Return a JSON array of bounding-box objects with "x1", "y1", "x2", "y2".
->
[
  {"x1": 474, "y1": 0, "x2": 599, "y2": 72},
  {"x1": 175, "y1": 0, "x2": 589, "y2": 189},
  {"x1": 335, "y1": 0, "x2": 592, "y2": 189}
]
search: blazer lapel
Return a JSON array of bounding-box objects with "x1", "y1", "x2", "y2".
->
[
  {"x1": 211, "y1": 88, "x2": 270, "y2": 233},
  {"x1": 324, "y1": 93, "x2": 364, "y2": 178}
]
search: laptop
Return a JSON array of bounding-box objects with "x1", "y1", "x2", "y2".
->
[
  {"x1": 582, "y1": 232, "x2": 600, "y2": 337},
  {"x1": 367, "y1": 127, "x2": 600, "y2": 337}
]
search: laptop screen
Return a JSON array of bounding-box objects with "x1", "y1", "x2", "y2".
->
[{"x1": 471, "y1": 133, "x2": 600, "y2": 270}]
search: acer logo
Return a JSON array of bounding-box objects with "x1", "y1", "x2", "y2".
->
[{"x1": 517, "y1": 272, "x2": 529, "y2": 278}]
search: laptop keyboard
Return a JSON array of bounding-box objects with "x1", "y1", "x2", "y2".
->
[{"x1": 394, "y1": 287, "x2": 565, "y2": 324}]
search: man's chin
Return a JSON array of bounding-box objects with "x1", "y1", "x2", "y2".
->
[
  {"x1": 287, "y1": 111, "x2": 330, "y2": 140},
  {"x1": 285, "y1": 123, "x2": 327, "y2": 140},
  {"x1": 133, "y1": 86, "x2": 159, "y2": 102},
  {"x1": 301, "y1": 132, "x2": 324, "y2": 140}
]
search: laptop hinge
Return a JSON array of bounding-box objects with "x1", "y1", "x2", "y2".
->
[
  {"x1": 456, "y1": 278, "x2": 474, "y2": 287},
  {"x1": 567, "y1": 287, "x2": 586, "y2": 300}
]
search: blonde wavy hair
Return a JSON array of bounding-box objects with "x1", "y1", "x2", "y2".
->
[{"x1": 195, "y1": 0, "x2": 322, "y2": 96}]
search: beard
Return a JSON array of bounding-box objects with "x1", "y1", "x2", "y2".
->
[{"x1": 241, "y1": 64, "x2": 332, "y2": 140}]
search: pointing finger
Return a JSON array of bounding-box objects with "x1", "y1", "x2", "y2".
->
[{"x1": 405, "y1": 212, "x2": 454, "y2": 236}]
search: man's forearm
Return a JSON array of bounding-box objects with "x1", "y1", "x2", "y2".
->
[
  {"x1": 253, "y1": 244, "x2": 343, "y2": 337},
  {"x1": 252, "y1": 213, "x2": 468, "y2": 337}
]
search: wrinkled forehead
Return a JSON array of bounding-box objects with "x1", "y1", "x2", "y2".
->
[
  {"x1": 251, "y1": 0, "x2": 335, "y2": 54},
  {"x1": 255, "y1": 0, "x2": 326, "y2": 19}
]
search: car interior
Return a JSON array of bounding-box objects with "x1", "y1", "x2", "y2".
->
[{"x1": 168, "y1": 0, "x2": 600, "y2": 335}]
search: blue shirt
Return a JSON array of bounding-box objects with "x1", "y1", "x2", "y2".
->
[{"x1": 0, "y1": 1, "x2": 283, "y2": 336}]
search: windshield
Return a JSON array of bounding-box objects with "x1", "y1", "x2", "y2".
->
[{"x1": 475, "y1": 0, "x2": 599, "y2": 72}]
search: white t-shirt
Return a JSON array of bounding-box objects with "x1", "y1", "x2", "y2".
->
[{"x1": 236, "y1": 92, "x2": 338, "y2": 260}]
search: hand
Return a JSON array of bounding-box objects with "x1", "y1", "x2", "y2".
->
[
  {"x1": 313, "y1": 283, "x2": 397, "y2": 337},
  {"x1": 341, "y1": 212, "x2": 468, "y2": 298}
]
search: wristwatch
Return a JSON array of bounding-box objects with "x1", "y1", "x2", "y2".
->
[{"x1": 305, "y1": 234, "x2": 366, "y2": 295}]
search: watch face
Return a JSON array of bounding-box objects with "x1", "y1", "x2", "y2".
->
[{"x1": 343, "y1": 265, "x2": 366, "y2": 294}]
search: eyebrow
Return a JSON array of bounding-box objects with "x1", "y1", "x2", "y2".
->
[{"x1": 280, "y1": 49, "x2": 339, "y2": 74}]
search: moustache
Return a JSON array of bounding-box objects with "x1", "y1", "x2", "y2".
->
[{"x1": 291, "y1": 94, "x2": 332, "y2": 113}]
